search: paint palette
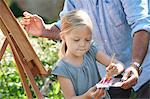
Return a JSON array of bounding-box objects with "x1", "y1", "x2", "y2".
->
[{"x1": 96, "y1": 77, "x2": 123, "y2": 89}]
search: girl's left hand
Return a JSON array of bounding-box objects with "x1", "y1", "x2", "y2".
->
[{"x1": 86, "y1": 86, "x2": 105, "y2": 99}]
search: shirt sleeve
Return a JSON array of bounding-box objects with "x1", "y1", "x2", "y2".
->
[
  {"x1": 55, "y1": 20, "x2": 61, "y2": 30},
  {"x1": 121, "y1": 0, "x2": 150, "y2": 37},
  {"x1": 55, "y1": 0, "x2": 76, "y2": 29},
  {"x1": 51, "y1": 61, "x2": 70, "y2": 78},
  {"x1": 88, "y1": 41, "x2": 99, "y2": 58}
]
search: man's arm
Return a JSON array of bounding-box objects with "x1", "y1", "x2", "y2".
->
[
  {"x1": 121, "y1": 30, "x2": 149, "y2": 89},
  {"x1": 41, "y1": 24, "x2": 61, "y2": 40},
  {"x1": 120, "y1": 0, "x2": 150, "y2": 89},
  {"x1": 132, "y1": 30, "x2": 150, "y2": 65}
]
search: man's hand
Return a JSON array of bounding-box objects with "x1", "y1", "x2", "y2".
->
[
  {"x1": 20, "y1": 11, "x2": 45, "y2": 36},
  {"x1": 121, "y1": 66, "x2": 139, "y2": 89}
]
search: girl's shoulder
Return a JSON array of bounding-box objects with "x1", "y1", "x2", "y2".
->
[
  {"x1": 51, "y1": 59, "x2": 70, "y2": 78},
  {"x1": 54, "y1": 59, "x2": 70, "y2": 69},
  {"x1": 55, "y1": 59, "x2": 65, "y2": 66}
]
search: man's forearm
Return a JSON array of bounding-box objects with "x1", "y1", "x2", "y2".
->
[
  {"x1": 132, "y1": 30, "x2": 150, "y2": 64},
  {"x1": 41, "y1": 24, "x2": 61, "y2": 40}
]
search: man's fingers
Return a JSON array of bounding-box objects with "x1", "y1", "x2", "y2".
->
[
  {"x1": 23, "y1": 12, "x2": 40, "y2": 22},
  {"x1": 122, "y1": 70, "x2": 131, "y2": 81},
  {"x1": 23, "y1": 11, "x2": 32, "y2": 17},
  {"x1": 21, "y1": 18, "x2": 31, "y2": 25},
  {"x1": 130, "y1": 67, "x2": 139, "y2": 78},
  {"x1": 121, "y1": 74, "x2": 137, "y2": 89}
]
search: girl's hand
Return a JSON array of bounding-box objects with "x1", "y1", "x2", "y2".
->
[
  {"x1": 106, "y1": 63, "x2": 118, "y2": 78},
  {"x1": 106, "y1": 62, "x2": 124, "y2": 78},
  {"x1": 20, "y1": 11, "x2": 45, "y2": 36},
  {"x1": 85, "y1": 86, "x2": 105, "y2": 99}
]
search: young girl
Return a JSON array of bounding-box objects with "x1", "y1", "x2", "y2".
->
[{"x1": 52, "y1": 10, "x2": 124, "y2": 99}]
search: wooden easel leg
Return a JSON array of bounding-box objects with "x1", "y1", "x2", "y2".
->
[
  {"x1": 0, "y1": 38, "x2": 8, "y2": 60},
  {"x1": 10, "y1": 37, "x2": 43, "y2": 98},
  {"x1": 0, "y1": 18, "x2": 43, "y2": 98},
  {"x1": 23, "y1": 61, "x2": 43, "y2": 99},
  {"x1": 27, "y1": 61, "x2": 43, "y2": 99},
  {"x1": 11, "y1": 47, "x2": 33, "y2": 98}
]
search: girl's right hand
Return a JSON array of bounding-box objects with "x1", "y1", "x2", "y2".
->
[
  {"x1": 85, "y1": 86, "x2": 105, "y2": 99},
  {"x1": 106, "y1": 62, "x2": 124, "y2": 78},
  {"x1": 106, "y1": 63, "x2": 118, "y2": 78},
  {"x1": 20, "y1": 11, "x2": 45, "y2": 36}
]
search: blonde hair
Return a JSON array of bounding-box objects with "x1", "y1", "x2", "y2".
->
[{"x1": 59, "y1": 10, "x2": 93, "y2": 58}]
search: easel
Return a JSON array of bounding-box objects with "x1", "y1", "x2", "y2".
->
[{"x1": 0, "y1": 0, "x2": 50, "y2": 98}]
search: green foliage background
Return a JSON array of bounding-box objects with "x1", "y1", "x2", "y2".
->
[
  {"x1": 0, "y1": 37, "x2": 64, "y2": 98},
  {"x1": 0, "y1": 0, "x2": 64, "y2": 98}
]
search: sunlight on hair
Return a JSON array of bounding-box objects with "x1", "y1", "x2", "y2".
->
[{"x1": 61, "y1": 10, "x2": 93, "y2": 34}]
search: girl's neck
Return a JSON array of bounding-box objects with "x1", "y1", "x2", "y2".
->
[{"x1": 63, "y1": 54, "x2": 84, "y2": 67}]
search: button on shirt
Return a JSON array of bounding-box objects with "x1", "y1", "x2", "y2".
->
[{"x1": 55, "y1": 0, "x2": 150, "y2": 91}]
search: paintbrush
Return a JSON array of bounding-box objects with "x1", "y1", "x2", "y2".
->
[{"x1": 105, "y1": 53, "x2": 116, "y2": 81}]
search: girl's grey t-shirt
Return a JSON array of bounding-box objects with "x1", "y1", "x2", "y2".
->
[{"x1": 52, "y1": 43, "x2": 110, "y2": 98}]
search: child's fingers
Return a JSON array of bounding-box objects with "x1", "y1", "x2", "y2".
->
[
  {"x1": 90, "y1": 85, "x2": 97, "y2": 92},
  {"x1": 99, "y1": 89, "x2": 104, "y2": 95},
  {"x1": 107, "y1": 66, "x2": 117, "y2": 72},
  {"x1": 92, "y1": 88, "x2": 101, "y2": 97},
  {"x1": 106, "y1": 67, "x2": 118, "y2": 77},
  {"x1": 92, "y1": 85, "x2": 97, "y2": 91},
  {"x1": 89, "y1": 86, "x2": 99, "y2": 98},
  {"x1": 107, "y1": 64, "x2": 113, "y2": 70},
  {"x1": 96, "y1": 89, "x2": 105, "y2": 97},
  {"x1": 94, "y1": 88, "x2": 100, "y2": 94},
  {"x1": 107, "y1": 63, "x2": 116, "y2": 70},
  {"x1": 112, "y1": 66, "x2": 118, "y2": 73}
]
